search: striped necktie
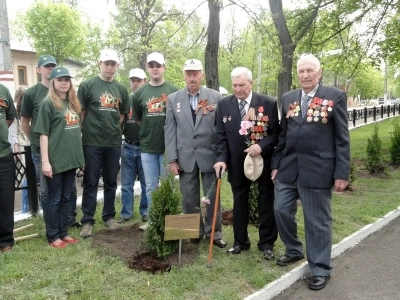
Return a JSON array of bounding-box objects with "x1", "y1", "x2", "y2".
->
[
  {"x1": 239, "y1": 100, "x2": 246, "y2": 119},
  {"x1": 301, "y1": 95, "x2": 311, "y2": 118}
]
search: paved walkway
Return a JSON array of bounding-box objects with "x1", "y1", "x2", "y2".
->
[{"x1": 246, "y1": 208, "x2": 400, "y2": 299}]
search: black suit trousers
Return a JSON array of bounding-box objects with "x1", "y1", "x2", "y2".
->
[{"x1": 231, "y1": 175, "x2": 277, "y2": 251}]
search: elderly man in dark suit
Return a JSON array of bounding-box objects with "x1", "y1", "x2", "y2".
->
[
  {"x1": 271, "y1": 54, "x2": 350, "y2": 291},
  {"x1": 214, "y1": 67, "x2": 279, "y2": 260},
  {"x1": 164, "y1": 59, "x2": 225, "y2": 248}
]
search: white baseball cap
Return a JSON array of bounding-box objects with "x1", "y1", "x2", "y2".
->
[
  {"x1": 183, "y1": 59, "x2": 203, "y2": 71},
  {"x1": 147, "y1": 52, "x2": 165, "y2": 65},
  {"x1": 129, "y1": 68, "x2": 146, "y2": 79},
  {"x1": 99, "y1": 49, "x2": 120, "y2": 63}
]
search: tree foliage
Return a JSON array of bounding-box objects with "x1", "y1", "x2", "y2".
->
[{"x1": 16, "y1": 1, "x2": 86, "y2": 63}]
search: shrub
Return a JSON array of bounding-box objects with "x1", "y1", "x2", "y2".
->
[
  {"x1": 146, "y1": 172, "x2": 182, "y2": 258},
  {"x1": 248, "y1": 181, "x2": 259, "y2": 223},
  {"x1": 389, "y1": 119, "x2": 400, "y2": 165},
  {"x1": 365, "y1": 124, "x2": 385, "y2": 173}
]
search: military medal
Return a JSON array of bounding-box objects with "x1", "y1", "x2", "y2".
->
[
  {"x1": 314, "y1": 117, "x2": 318, "y2": 122},
  {"x1": 228, "y1": 116, "x2": 231, "y2": 121},
  {"x1": 307, "y1": 116, "x2": 312, "y2": 122},
  {"x1": 223, "y1": 116, "x2": 227, "y2": 123},
  {"x1": 322, "y1": 118, "x2": 327, "y2": 124}
]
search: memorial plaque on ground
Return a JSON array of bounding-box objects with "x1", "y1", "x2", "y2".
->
[{"x1": 164, "y1": 214, "x2": 200, "y2": 241}]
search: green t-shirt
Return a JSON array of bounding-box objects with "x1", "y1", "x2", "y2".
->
[
  {"x1": 35, "y1": 97, "x2": 85, "y2": 174},
  {"x1": 123, "y1": 93, "x2": 140, "y2": 144},
  {"x1": 132, "y1": 82, "x2": 178, "y2": 153},
  {"x1": 78, "y1": 76, "x2": 129, "y2": 147},
  {"x1": 0, "y1": 84, "x2": 17, "y2": 158},
  {"x1": 20, "y1": 83, "x2": 49, "y2": 153}
]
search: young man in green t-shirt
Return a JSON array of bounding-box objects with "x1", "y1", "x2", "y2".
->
[
  {"x1": 21, "y1": 54, "x2": 57, "y2": 209},
  {"x1": 79, "y1": 49, "x2": 129, "y2": 238},
  {"x1": 0, "y1": 84, "x2": 17, "y2": 252},
  {"x1": 132, "y1": 52, "x2": 179, "y2": 230}
]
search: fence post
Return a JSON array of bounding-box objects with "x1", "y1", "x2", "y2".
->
[
  {"x1": 352, "y1": 109, "x2": 356, "y2": 127},
  {"x1": 364, "y1": 107, "x2": 367, "y2": 124},
  {"x1": 381, "y1": 105, "x2": 384, "y2": 119},
  {"x1": 373, "y1": 106, "x2": 376, "y2": 121},
  {"x1": 387, "y1": 105, "x2": 390, "y2": 118},
  {"x1": 24, "y1": 146, "x2": 39, "y2": 215}
]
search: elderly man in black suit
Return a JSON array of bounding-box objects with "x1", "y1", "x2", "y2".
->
[
  {"x1": 214, "y1": 67, "x2": 279, "y2": 260},
  {"x1": 271, "y1": 54, "x2": 350, "y2": 291}
]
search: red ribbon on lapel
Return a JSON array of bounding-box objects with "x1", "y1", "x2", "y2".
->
[{"x1": 195, "y1": 99, "x2": 208, "y2": 115}]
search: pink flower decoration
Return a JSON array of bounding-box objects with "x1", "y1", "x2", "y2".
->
[
  {"x1": 201, "y1": 197, "x2": 210, "y2": 205},
  {"x1": 239, "y1": 128, "x2": 248, "y2": 135}
]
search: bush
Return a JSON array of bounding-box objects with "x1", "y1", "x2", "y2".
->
[
  {"x1": 365, "y1": 124, "x2": 385, "y2": 173},
  {"x1": 146, "y1": 172, "x2": 182, "y2": 258},
  {"x1": 389, "y1": 119, "x2": 400, "y2": 165},
  {"x1": 248, "y1": 181, "x2": 259, "y2": 223}
]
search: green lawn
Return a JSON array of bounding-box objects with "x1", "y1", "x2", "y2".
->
[{"x1": 2, "y1": 118, "x2": 400, "y2": 300}]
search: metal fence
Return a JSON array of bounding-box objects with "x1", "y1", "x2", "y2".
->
[
  {"x1": 14, "y1": 146, "x2": 38, "y2": 215},
  {"x1": 348, "y1": 104, "x2": 399, "y2": 127}
]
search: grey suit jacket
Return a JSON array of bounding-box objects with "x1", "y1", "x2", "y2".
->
[
  {"x1": 271, "y1": 84, "x2": 350, "y2": 188},
  {"x1": 165, "y1": 86, "x2": 223, "y2": 173}
]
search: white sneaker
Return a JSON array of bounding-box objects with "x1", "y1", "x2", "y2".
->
[
  {"x1": 139, "y1": 223, "x2": 148, "y2": 231},
  {"x1": 105, "y1": 218, "x2": 119, "y2": 230}
]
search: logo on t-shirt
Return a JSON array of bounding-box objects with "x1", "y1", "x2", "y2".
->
[
  {"x1": 99, "y1": 92, "x2": 120, "y2": 111},
  {"x1": 147, "y1": 94, "x2": 168, "y2": 113},
  {"x1": 64, "y1": 108, "x2": 80, "y2": 127},
  {"x1": 0, "y1": 99, "x2": 7, "y2": 116},
  {"x1": 128, "y1": 107, "x2": 133, "y2": 120}
]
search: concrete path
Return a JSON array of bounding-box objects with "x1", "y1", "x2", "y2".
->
[{"x1": 246, "y1": 207, "x2": 400, "y2": 300}]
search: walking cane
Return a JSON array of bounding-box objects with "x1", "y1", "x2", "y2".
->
[{"x1": 207, "y1": 168, "x2": 222, "y2": 269}]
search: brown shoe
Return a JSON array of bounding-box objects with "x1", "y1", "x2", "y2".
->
[{"x1": 1, "y1": 246, "x2": 12, "y2": 252}]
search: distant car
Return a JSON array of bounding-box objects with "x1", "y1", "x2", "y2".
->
[
  {"x1": 392, "y1": 98, "x2": 400, "y2": 105},
  {"x1": 378, "y1": 97, "x2": 384, "y2": 104}
]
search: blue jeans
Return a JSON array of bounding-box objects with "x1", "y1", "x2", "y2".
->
[
  {"x1": 32, "y1": 152, "x2": 48, "y2": 207},
  {"x1": 81, "y1": 146, "x2": 121, "y2": 224},
  {"x1": 120, "y1": 142, "x2": 147, "y2": 219},
  {"x1": 43, "y1": 169, "x2": 76, "y2": 243},
  {"x1": 140, "y1": 152, "x2": 165, "y2": 218},
  {"x1": 68, "y1": 178, "x2": 78, "y2": 226},
  {"x1": 21, "y1": 178, "x2": 29, "y2": 213}
]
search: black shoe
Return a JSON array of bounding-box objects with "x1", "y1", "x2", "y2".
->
[
  {"x1": 117, "y1": 217, "x2": 130, "y2": 224},
  {"x1": 309, "y1": 276, "x2": 330, "y2": 290},
  {"x1": 69, "y1": 222, "x2": 82, "y2": 228},
  {"x1": 141, "y1": 215, "x2": 148, "y2": 222},
  {"x1": 277, "y1": 254, "x2": 304, "y2": 266},
  {"x1": 227, "y1": 245, "x2": 248, "y2": 254},
  {"x1": 263, "y1": 249, "x2": 275, "y2": 261},
  {"x1": 213, "y1": 239, "x2": 226, "y2": 248}
]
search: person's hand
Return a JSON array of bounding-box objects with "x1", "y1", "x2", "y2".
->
[
  {"x1": 169, "y1": 161, "x2": 181, "y2": 175},
  {"x1": 42, "y1": 162, "x2": 53, "y2": 178},
  {"x1": 271, "y1": 169, "x2": 278, "y2": 184},
  {"x1": 244, "y1": 144, "x2": 262, "y2": 156},
  {"x1": 213, "y1": 162, "x2": 226, "y2": 178},
  {"x1": 334, "y1": 179, "x2": 349, "y2": 192}
]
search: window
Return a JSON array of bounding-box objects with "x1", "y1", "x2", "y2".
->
[{"x1": 18, "y1": 66, "x2": 27, "y2": 85}]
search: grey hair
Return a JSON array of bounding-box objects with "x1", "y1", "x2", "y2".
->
[
  {"x1": 297, "y1": 54, "x2": 321, "y2": 71},
  {"x1": 231, "y1": 67, "x2": 253, "y2": 80}
]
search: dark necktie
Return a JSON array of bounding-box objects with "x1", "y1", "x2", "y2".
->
[
  {"x1": 301, "y1": 95, "x2": 311, "y2": 118},
  {"x1": 239, "y1": 100, "x2": 246, "y2": 120}
]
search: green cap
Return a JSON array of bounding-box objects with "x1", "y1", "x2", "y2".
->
[
  {"x1": 50, "y1": 66, "x2": 72, "y2": 80},
  {"x1": 38, "y1": 55, "x2": 57, "y2": 67}
]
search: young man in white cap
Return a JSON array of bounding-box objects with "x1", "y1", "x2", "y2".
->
[
  {"x1": 119, "y1": 68, "x2": 147, "y2": 223},
  {"x1": 132, "y1": 52, "x2": 178, "y2": 230},
  {"x1": 21, "y1": 54, "x2": 57, "y2": 209},
  {"x1": 78, "y1": 49, "x2": 129, "y2": 238},
  {"x1": 165, "y1": 59, "x2": 225, "y2": 247}
]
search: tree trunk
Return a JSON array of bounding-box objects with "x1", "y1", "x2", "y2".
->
[
  {"x1": 204, "y1": 0, "x2": 220, "y2": 91},
  {"x1": 278, "y1": 45, "x2": 295, "y2": 108}
]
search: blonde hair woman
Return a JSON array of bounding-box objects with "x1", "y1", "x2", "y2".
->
[{"x1": 35, "y1": 66, "x2": 84, "y2": 248}]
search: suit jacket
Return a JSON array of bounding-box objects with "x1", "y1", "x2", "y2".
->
[
  {"x1": 215, "y1": 92, "x2": 280, "y2": 187},
  {"x1": 271, "y1": 84, "x2": 350, "y2": 188},
  {"x1": 165, "y1": 86, "x2": 223, "y2": 173}
]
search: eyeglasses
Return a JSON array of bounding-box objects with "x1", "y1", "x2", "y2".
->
[{"x1": 147, "y1": 64, "x2": 163, "y2": 69}]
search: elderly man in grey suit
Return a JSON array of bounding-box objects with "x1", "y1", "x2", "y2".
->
[
  {"x1": 271, "y1": 54, "x2": 350, "y2": 291},
  {"x1": 164, "y1": 59, "x2": 226, "y2": 248}
]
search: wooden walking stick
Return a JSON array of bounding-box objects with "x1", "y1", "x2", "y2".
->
[{"x1": 207, "y1": 168, "x2": 222, "y2": 269}]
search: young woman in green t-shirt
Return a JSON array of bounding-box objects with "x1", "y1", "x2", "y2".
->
[{"x1": 36, "y1": 66, "x2": 85, "y2": 248}]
